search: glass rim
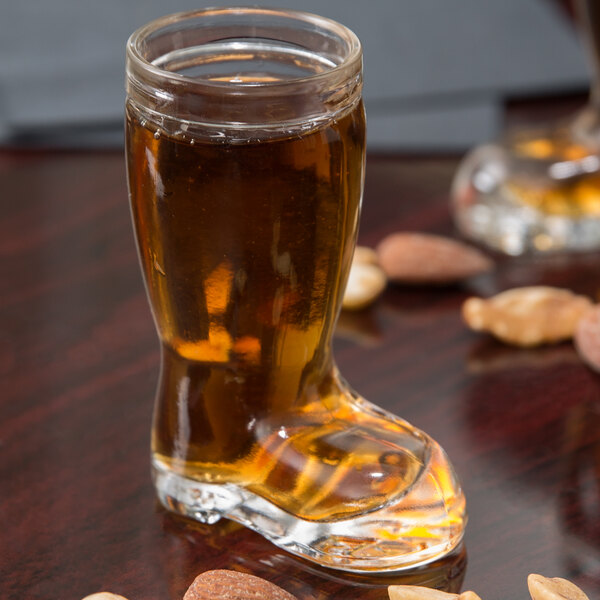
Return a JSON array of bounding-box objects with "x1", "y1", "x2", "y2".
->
[{"x1": 126, "y1": 6, "x2": 362, "y2": 93}]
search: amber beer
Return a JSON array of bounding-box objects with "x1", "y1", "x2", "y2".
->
[{"x1": 126, "y1": 98, "x2": 369, "y2": 519}]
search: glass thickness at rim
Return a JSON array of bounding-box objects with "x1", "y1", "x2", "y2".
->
[
  {"x1": 124, "y1": 6, "x2": 363, "y2": 128},
  {"x1": 127, "y1": 7, "x2": 362, "y2": 89}
]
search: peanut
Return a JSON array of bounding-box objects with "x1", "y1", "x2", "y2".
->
[
  {"x1": 388, "y1": 585, "x2": 458, "y2": 600},
  {"x1": 462, "y1": 286, "x2": 593, "y2": 347},
  {"x1": 342, "y1": 251, "x2": 387, "y2": 310},
  {"x1": 528, "y1": 574, "x2": 589, "y2": 600}
]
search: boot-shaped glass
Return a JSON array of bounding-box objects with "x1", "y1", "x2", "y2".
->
[{"x1": 125, "y1": 7, "x2": 466, "y2": 572}]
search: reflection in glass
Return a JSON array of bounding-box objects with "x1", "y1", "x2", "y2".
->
[
  {"x1": 158, "y1": 509, "x2": 467, "y2": 600},
  {"x1": 453, "y1": 1, "x2": 600, "y2": 255}
]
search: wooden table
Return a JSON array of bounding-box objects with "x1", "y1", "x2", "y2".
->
[{"x1": 2, "y1": 141, "x2": 600, "y2": 600}]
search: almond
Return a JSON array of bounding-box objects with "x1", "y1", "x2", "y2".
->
[
  {"x1": 574, "y1": 304, "x2": 600, "y2": 372},
  {"x1": 183, "y1": 569, "x2": 298, "y2": 600},
  {"x1": 463, "y1": 286, "x2": 593, "y2": 347},
  {"x1": 527, "y1": 574, "x2": 589, "y2": 600},
  {"x1": 376, "y1": 232, "x2": 493, "y2": 284}
]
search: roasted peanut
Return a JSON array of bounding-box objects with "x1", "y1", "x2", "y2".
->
[
  {"x1": 463, "y1": 286, "x2": 593, "y2": 347},
  {"x1": 528, "y1": 574, "x2": 589, "y2": 600},
  {"x1": 388, "y1": 585, "x2": 459, "y2": 600},
  {"x1": 342, "y1": 253, "x2": 387, "y2": 310}
]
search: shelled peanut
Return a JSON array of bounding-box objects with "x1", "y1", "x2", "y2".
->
[
  {"x1": 388, "y1": 574, "x2": 589, "y2": 600},
  {"x1": 462, "y1": 286, "x2": 593, "y2": 347},
  {"x1": 527, "y1": 574, "x2": 589, "y2": 600},
  {"x1": 388, "y1": 585, "x2": 481, "y2": 600},
  {"x1": 342, "y1": 246, "x2": 387, "y2": 310}
]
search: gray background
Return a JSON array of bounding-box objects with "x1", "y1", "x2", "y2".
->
[{"x1": 0, "y1": 0, "x2": 591, "y2": 151}]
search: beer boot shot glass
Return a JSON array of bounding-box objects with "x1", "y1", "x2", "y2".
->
[{"x1": 125, "y1": 8, "x2": 465, "y2": 572}]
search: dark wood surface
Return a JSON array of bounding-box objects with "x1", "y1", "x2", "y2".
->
[{"x1": 2, "y1": 139, "x2": 600, "y2": 600}]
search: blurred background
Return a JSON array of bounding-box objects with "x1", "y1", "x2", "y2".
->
[{"x1": 0, "y1": 0, "x2": 590, "y2": 152}]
